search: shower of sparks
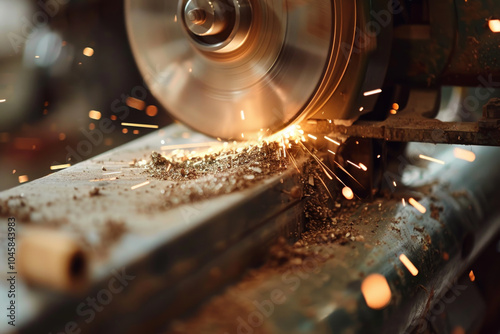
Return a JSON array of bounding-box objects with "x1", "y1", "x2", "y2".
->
[
  {"x1": 122, "y1": 122, "x2": 159, "y2": 129},
  {"x1": 453, "y1": 148, "x2": 476, "y2": 162},
  {"x1": 342, "y1": 186, "x2": 354, "y2": 200},
  {"x1": 241, "y1": 110, "x2": 245, "y2": 120},
  {"x1": 131, "y1": 181, "x2": 150, "y2": 190},
  {"x1": 18, "y1": 175, "x2": 29, "y2": 183},
  {"x1": 359, "y1": 163, "x2": 368, "y2": 171},
  {"x1": 324, "y1": 136, "x2": 340, "y2": 145},
  {"x1": 89, "y1": 110, "x2": 101, "y2": 120},
  {"x1": 402, "y1": 198, "x2": 406, "y2": 207},
  {"x1": 307, "y1": 134, "x2": 317, "y2": 140},
  {"x1": 419, "y1": 154, "x2": 445, "y2": 165},
  {"x1": 347, "y1": 160, "x2": 361, "y2": 169},
  {"x1": 489, "y1": 19, "x2": 500, "y2": 33},
  {"x1": 83, "y1": 47, "x2": 94, "y2": 57},
  {"x1": 363, "y1": 89, "x2": 382, "y2": 97},
  {"x1": 361, "y1": 274, "x2": 392, "y2": 310},
  {"x1": 409, "y1": 198, "x2": 426, "y2": 214},
  {"x1": 399, "y1": 254, "x2": 419, "y2": 276},
  {"x1": 469, "y1": 270, "x2": 476, "y2": 282},
  {"x1": 50, "y1": 164, "x2": 71, "y2": 171}
]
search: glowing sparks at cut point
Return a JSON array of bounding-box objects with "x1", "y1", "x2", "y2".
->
[
  {"x1": 361, "y1": 274, "x2": 392, "y2": 310},
  {"x1": 419, "y1": 154, "x2": 445, "y2": 165},
  {"x1": 399, "y1": 254, "x2": 419, "y2": 276},
  {"x1": 409, "y1": 198, "x2": 426, "y2": 214}
]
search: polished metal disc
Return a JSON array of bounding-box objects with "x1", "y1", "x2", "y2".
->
[{"x1": 126, "y1": 0, "x2": 352, "y2": 139}]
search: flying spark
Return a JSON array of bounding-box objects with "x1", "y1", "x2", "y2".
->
[
  {"x1": 89, "y1": 110, "x2": 101, "y2": 120},
  {"x1": 122, "y1": 122, "x2": 159, "y2": 129},
  {"x1": 18, "y1": 175, "x2": 29, "y2": 183},
  {"x1": 347, "y1": 160, "x2": 361, "y2": 169},
  {"x1": 241, "y1": 110, "x2": 245, "y2": 120},
  {"x1": 363, "y1": 89, "x2": 382, "y2": 97},
  {"x1": 489, "y1": 19, "x2": 500, "y2": 33},
  {"x1": 359, "y1": 163, "x2": 368, "y2": 171},
  {"x1": 50, "y1": 164, "x2": 71, "y2": 170},
  {"x1": 409, "y1": 198, "x2": 426, "y2": 214},
  {"x1": 324, "y1": 136, "x2": 340, "y2": 145},
  {"x1": 342, "y1": 187, "x2": 354, "y2": 200},
  {"x1": 361, "y1": 274, "x2": 392, "y2": 310},
  {"x1": 453, "y1": 148, "x2": 476, "y2": 162},
  {"x1": 419, "y1": 154, "x2": 445, "y2": 165},
  {"x1": 0, "y1": 99, "x2": 6, "y2": 103},
  {"x1": 103, "y1": 171, "x2": 121, "y2": 175},
  {"x1": 327, "y1": 149, "x2": 336, "y2": 155},
  {"x1": 399, "y1": 254, "x2": 419, "y2": 276},
  {"x1": 402, "y1": 198, "x2": 406, "y2": 207},
  {"x1": 308, "y1": 134, "x2": 317, "y2": 140},
  {"x1": 83, "y1": 47, "x2": 94, "y2": 57},
  {"x1": 469, "y1": 270, "x2": 475, "y2": 282},
  {"x1": 131, "y1": 181, "x2": 150, "y2": 190}
]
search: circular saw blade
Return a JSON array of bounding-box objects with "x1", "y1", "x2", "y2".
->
[{"x1": 126, "y1": 0, "x2": 333, "y2": 140}]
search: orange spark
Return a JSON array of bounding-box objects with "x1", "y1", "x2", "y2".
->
[
  {"x1": 324, "y1": 136, "x2": 340, "y2": 145},
  {"x1": 489, "y1": 19, "x2": 500, "y2": 33},
  {"x1": 18, "y1": 175, "x2": 29, "y2": 183},
  {"x1": 359, "y1": 163, "x2": 368, "y2": 171},
  {"x1": 307, "y1": 134, "x2": 317, "y2": 140},
  {"x1": 146, "y1": 105, "x2": 158, "y2": 117},
  {"x1": 241, "y1": 110, "x2": 245, "y2": 120},
  {"x1": 419, "y1": 154, "x2": 445, "y2": 165},
  {"x1": 131, "y1": 181, "x2": 150, "y2": 190},
  {"x1": 409, "y1": 198, "x2": 426, "y2": 214},
  {"x1": 363, "y1": 89, "x2": 382, "y2": 97},
  {"x1": 342, "y1": 187, "x2": 354, "y2": 200},
  {"x1": 126, "y1": 97, "x2": 146, "y2": 111},
  {"x1": 399, "y1": 254, "x2": 419, "y2": 276},
  {"x1": 50, "y1": 164, "x2": 71, "y2": 171},
  {"x1": 453, "y1": 148, "x2": 476, "y2": 162},
  {"x1": 83, "y1": 47, "x2": 94, "y2": 57},
  {"x1": 469, "y1": 270, "x2": 475, "y2": 282},
  {"x1": 89, "y1": 110, "x2": 101, "y2": 120},
  {"x1": 361, "y1": 274, "x2": 392, "y2": 310},
  {"x1": 121, "y1": 122, "x2": 159, "y2": 129}
]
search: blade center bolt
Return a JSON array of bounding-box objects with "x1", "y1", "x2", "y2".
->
[{"x1": 187, "y1": 9, "x2": 207, "y2": 25}]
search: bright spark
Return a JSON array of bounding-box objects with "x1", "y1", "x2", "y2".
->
[
  {"x1": 419, "y1": 154, "x2": 445, "y2": 165},
  {"x1": 342, "y1": 187, "x2": 354, "y2": 200},
  {"x1": 18, "y1": 175, "x2": 29, "y2": 183},
  {"x1": 89, "y1": 110, "x2": 101, "y2": 120},
  {"x1": 0, "y1": 99, "x2": 6, "y2": 103},
  {"x1": 363, "y1": 89, "x2": 383, "y2": 97},
  {"x1": 489, "y1": 19, "x2": 500, "y2": 33},
  {"x1": 453, "y1": 148, "x2": 476, "y2": 162},
  {"x1": 241, "y1": 110, "x2": 245, "y2": 120},
  {"x1": 409, "y1": 198, "x2": 426, "y2": 214},
  {"x1": 131, "y1": 181, "x2": 150, "y2": 190},
  {"x1": 347, "y1": 160, "x2": 361, "y2": 169},
  {"x1": 308, "y1": 134, "x2": 317, "y2": 140},
  {"x1": 469, "y1": 270, "x2": 476, "y2": 282},
  {"x1": 361, "y1": 274, "x2": 392, "y2": 310},
  {"x1": 327, "y1": 149, "x2": 336, "y2": 155},
  {"x1": 402, "y1": 198, "x2": 406, "y2": 207},
  {"x1": 103, "y1": 171, "x2": 121, "y2": 175},
  {"x1": 324, "y1": 136, "x2": 340, "y2": 145},
  {"x1": 122, "y1": 122, "x2": 159, "y2": 129},
  {"x1": 399, "y1": 254, "x2": 419, "y2": 276},
  {"x1": 359, "y1": 163, "x2": 368, "y2": 171},
  {"x1": 393, "y1": 181, "x2": 397, "y2": 187},
  {"x1": 50, "y1": 164, "x2": 71, "y2": 170},
  {"x1": 83, "y1": 47, "x2": 94, "y2": 57}
]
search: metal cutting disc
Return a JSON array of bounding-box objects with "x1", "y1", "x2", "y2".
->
[{"x1": 126, "y1": 0, "x2": 360, "y2": 139}]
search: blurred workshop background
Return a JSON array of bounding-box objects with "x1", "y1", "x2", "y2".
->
[{"x1": 0, "y1": 0, "x2": 173, "y2": 191}]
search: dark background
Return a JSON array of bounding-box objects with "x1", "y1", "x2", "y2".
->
[{"x1": 0, "y1": 0, "x2": 172, "y2": 191}]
